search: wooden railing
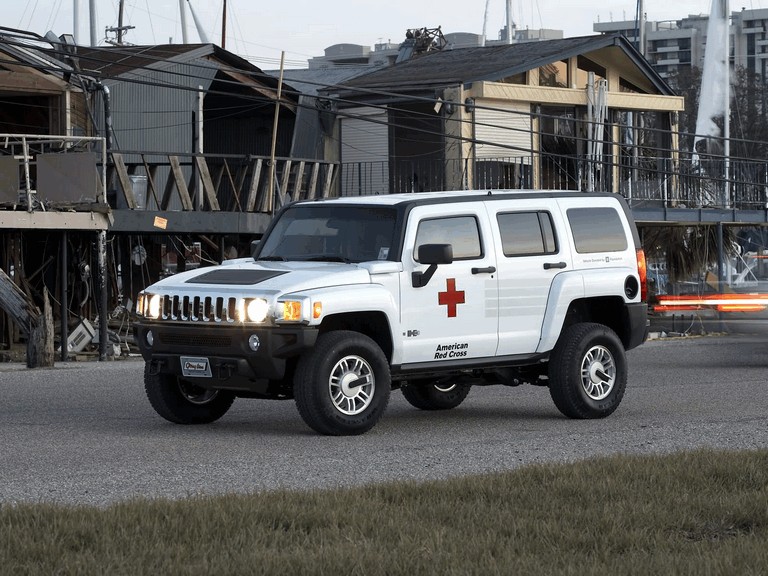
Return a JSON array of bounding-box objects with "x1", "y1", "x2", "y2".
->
[{"x1": 109, "y1": 151, "x2": 339, "y2": 212}]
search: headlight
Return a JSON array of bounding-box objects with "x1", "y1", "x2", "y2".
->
[
  {"x1": 246, "y1": 298, "x2": 269, "y2": 322},
  {"x1": 281, "y1": 300, "x2": 303, "y2": 321},
  {"x1": 147, "y1": 294, "x2": 161, "y2": 319},
  {"x1": 136, "y1": 293, "x2": 145, "y2": 316}
]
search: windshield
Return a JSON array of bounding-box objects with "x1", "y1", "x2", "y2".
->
[{"x1": 256, "y1": 205, "x2": 398, "y2": 263}]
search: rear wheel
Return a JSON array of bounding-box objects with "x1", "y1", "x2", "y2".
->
[
  {"x1": 548, "y1": 322, "x2": 626, "y2": 419},
  {"x1": 401, "y1": 379, "x2": 471, "y2": 410},
  {"x1": 144, "y1": 363, "x2": 235, "y2": 424},
  {"x1": 293, "y1": 331, "x2": 390, "y2": 435}
]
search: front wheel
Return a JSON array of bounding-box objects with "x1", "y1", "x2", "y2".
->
[
  {"x1": 401, "y1": 379, "x2": 471, "y2": 410},
  {"x1": 293, "y1": 331, "x2": 391, "y2": 435},
  {"x1": 144, "y1": 363, "x2": 235, "y2": 424},
  {"x1": 548, "y1": 323, "x2": 627, "y2": 419}
]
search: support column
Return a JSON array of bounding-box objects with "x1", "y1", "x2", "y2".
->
[
  {"x1": 717, "y1": 222, "x2": 725, "y2": 288},
  {"x1": 98, "y1": 230, "x2": 108, "y2": 361},
  {"x1": 61, "y1": 231, "x2": 69, "y2": 362}
]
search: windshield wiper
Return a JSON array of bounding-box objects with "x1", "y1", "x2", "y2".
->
[
  {"x1": 257, "y1": 255, "x2": 287, "y2": 261},
  {"x1": 303, "y1": 255, "x2": 352, "y2": 263}
]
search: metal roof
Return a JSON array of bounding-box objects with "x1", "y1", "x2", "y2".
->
[{"x1": 74, "y1": 43, "x2": 289, "y2": 95}]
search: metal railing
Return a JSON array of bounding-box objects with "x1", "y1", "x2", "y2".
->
[
  {"x1": 5, "y1": 135, "x2": 767, "y2": 215},
  {"x1": 0, "y1": 133, "x2": 107, "y2": 211}
]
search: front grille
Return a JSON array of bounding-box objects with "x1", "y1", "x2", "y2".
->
[
  {"x1": 159, "y1": 332, "x2": 233, "y2": 348},
  {"x1": 159, "y1": 294, "x2": 239, "y2": 323}
]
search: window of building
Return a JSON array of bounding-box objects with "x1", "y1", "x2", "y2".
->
[
  {"x1": 619, "y1": 78, "x2": 644, "y2": 94},
  {"x1": 574, "y1": 55, "x2": 606, "y2": 89},
  {"x1": 539, "y1": 60, "x2": 568, "y2": 87},
  {"x1": 499, "y1": 72, "x2": 527, "y2": 85},
  {"x1": 497, "y1": 212, "x2": 558, "y2": 256}
]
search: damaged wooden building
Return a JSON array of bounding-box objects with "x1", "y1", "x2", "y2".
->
[{"x1": 0, "y1": 28, "x2": 336, "y2": 362}]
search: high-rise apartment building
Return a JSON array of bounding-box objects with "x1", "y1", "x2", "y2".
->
[{"x1": 595, "y1": 8, "x2": 768, "y2": 82}]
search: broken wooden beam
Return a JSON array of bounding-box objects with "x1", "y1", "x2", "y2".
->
[{"x1": 0, "y1": 268, "x2": 54, "y2": 367}]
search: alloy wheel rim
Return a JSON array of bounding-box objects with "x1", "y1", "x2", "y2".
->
[
  {"x1": 329, "y1": 354, "x2": 375, "y2": 415},
  {"x1": 580, "y1": 345, "x2": 616, "y2": 400}
]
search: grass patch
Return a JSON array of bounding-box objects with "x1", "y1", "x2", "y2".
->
[{"x1": 2, "y1": 449, "x2": 768, "y2": 575}]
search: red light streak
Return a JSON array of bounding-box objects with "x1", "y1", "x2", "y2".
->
[{"x1": 653, "y1": 293, "x2": 768, "y2": 313}]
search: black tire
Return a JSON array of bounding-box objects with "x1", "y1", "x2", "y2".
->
[
  {"x1": 548, "y1": 322, "x2": 627, "y2": 419},
  {"x1": 401, "y1": 379, "x2": 471, "y2": 410},
  {"x1": 144, "y1": 363, "x2": 235, "y2": 424},
  {"x1": 293, "y1": 331, "x2": 391, "y2": 436}
]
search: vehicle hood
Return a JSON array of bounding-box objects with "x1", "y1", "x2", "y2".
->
[{"x1": 147, "y1": 259, "x2": 374, "y2": 296}]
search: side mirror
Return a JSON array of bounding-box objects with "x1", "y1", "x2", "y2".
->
[
  {"x1": 250, "y1": 239, "x2": 261, "y2": 259},
  {"x1": 412, "y1": 243, "x2": 453, "y2": 288},
  {"x1": 417, "y1": 243, "x2": 453, "y2": 265}
]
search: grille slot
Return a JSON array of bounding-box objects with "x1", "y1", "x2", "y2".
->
[{"x1": 159, "y1": 333, "x2": 233, "y2": 348}]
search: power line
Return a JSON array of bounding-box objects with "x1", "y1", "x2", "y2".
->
[{"x1": 2, "y1": 28, "x2": 763, "y2": 169}]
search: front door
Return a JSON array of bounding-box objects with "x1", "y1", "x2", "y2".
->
[{"x1": 398, "y1": 203, "x2": 498, "y2": 366}]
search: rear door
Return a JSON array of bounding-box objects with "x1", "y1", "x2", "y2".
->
[
  {"x1": 398, "y1": 202, "x2": 499, "y2": 366},
  {"x1": 487, "y1": 199, "x2": 572, "y2": 355}
]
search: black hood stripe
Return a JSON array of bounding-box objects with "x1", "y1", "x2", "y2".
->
[{"x1": 186, "y1": 269, "x2": 288, "y2": 285}]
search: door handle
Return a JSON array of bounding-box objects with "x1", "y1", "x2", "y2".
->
[
  {"x1": 471, "y1": 266, "x2": 496, "y2": 274},
  {"x1": 543, "y1": 261, "x2": 567, "y2": 270}
]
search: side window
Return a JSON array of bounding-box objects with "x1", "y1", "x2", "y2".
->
[
  {"x1": 414, "y1": 216, "x2": 482, "y2": 261},
  {"x1": 567, "y1": 207, "x2": 628, "y2": 253},
  {"x1": 497, "y1": 211, "x2": 558, "y2": 257}
]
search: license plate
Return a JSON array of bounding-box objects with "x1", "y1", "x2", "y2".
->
[{"x1": 180, "y1": 356, "x2": 212, "y2": 378}]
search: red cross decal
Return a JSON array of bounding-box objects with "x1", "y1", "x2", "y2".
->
[{"x1": 438, "y1": 278, "x2": 465, "y2": 318}]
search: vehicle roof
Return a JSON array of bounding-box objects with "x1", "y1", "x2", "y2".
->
[{"x1": 295, "y1": 189, "x2": 624, "y2": 207}]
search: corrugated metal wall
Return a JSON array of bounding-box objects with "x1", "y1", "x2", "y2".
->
[
  {"x1": 100, "y1": 63, "x2": 218, "y2": 155},
  {"x1": 340, "y1": 107, "x2": 389, "y2": 196},
  {"x1": 474, "y1": 102, "x2": 532, "y2": 160}
]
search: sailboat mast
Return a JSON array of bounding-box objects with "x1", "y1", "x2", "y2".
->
[
  {"x1": 221, "y1": 0, "x2": 227, "y2": 48},
  {"x1": 89, "y1": 0, "x2": 97, "y2": 46},
  {"x1": 179, "y1": 0, "x2": 189, "y2": 43},
  {"x1": 723, "y1": 0, "x2": 730, "y2": 207},
  {"x1": 73, "y1": 0, "x2": 79, "y2": 44}
]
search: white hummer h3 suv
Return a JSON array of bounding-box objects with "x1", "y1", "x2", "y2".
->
[{"x1": 135, "y1": 190, "x2": 648, "y2": 435}]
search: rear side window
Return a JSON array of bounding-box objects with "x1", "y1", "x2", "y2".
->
[
  {"x1": 414, "y1": 216, "x2": 482, "y2": 261},
  {"x1": 567, "y1": 207, "x2": 628, "y2": 253},
  {"x1": 497, "y1": 211, "x2": 558, "y2": 257}
]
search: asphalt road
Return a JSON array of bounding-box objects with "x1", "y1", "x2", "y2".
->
[{"x1": 1, "y1": 333, "x2": 767, "y2": 507}]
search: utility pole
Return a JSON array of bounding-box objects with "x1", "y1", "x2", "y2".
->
[{"x1": 105, "y1": 0, "x2": 135, "y2": 46}]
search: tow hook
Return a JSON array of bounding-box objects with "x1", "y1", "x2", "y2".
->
[
  {"x1": 148, "y1": 359, "x2": 165, "y2": 376},
  {"x1": 219, "y1": 362, "x2": 236, "y2": 379}
]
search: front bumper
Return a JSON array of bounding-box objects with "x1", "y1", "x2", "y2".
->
[{"x1": 134, "y1": 321, "x2": 318, "y2": 387}]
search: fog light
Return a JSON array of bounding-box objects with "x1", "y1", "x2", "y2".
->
[
  {"x1": 248, "y1": 334, "x2": 260, "y2": 352},
  {"x1": 146, "y1": 330, "x2": 154, "y2": 347}
]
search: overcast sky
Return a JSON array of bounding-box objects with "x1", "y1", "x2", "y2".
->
[{"x1": 4, "y1": 1, "x2": 755, "y2": 68}]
